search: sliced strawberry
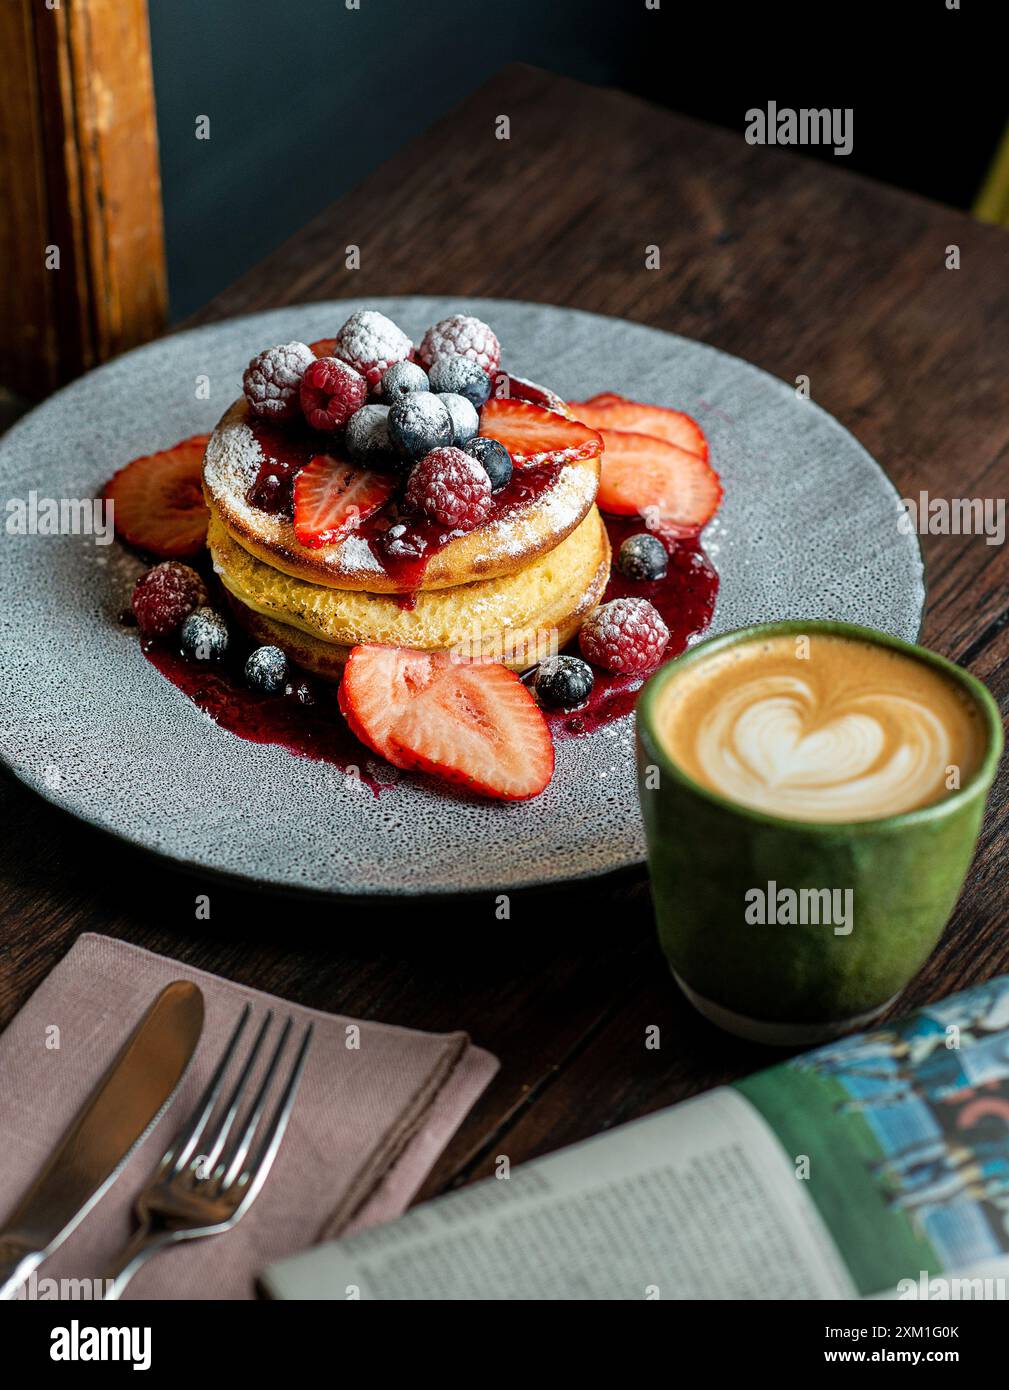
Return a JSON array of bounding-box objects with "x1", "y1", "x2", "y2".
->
[
  {"x1": 308, "y1": 338, "x2": 338, "y2": 358},
  {"x1": 339, "y1": 645, "x2": 554, "y2": 801},
  {"x1": 503, "y1": 374, "x2": 573, "y2": 418},
  {"x1": 103, "y1": 435, "x2": 211, "y2": 558},
  {"x1": 584, "y1": 391, "x2": 624, "y2": 407},
  {"x1": 293, "y1": 455, "x2": 395, "y2": 549},
  {"x1": 570, "y1": 397, "x2": 709, "y2": 461},
  {"x1": 478, "y1": 398, "x2": 602, "y2": 468},
  {"x1": 597, "y1": 429, "x2": 722, "y2": 535}
]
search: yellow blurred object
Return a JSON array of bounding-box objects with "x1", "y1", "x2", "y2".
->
[{"x1": 974, "y1": 122, "x2": 1009, "y2": 225}]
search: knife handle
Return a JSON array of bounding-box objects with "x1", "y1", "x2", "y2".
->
[{"x1": 0, "y1": 1235, "x2": 44, "y2": 1301}]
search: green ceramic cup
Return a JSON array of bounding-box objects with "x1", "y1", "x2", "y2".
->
[{"x1": 636, "y1": 620, "x2": 1003, "y2": 1044}]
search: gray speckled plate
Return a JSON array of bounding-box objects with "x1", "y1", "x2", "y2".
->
[{"x1": 0, "y1": 298, "x2": 924, "y2": 896}]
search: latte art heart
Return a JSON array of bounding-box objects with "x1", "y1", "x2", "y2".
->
[
  {"x1": 696, "y1": 676, "x2": 953, "y2": 820},
  {"x1": 655, "y1": 634, "x2": 985, "y2": 823}
]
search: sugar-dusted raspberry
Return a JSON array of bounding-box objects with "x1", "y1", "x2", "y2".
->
[
  {"x1": 243, "y1": 341, "x2": 315, "y2": 422},
  {"x1": 404, "y1": 446, "x2": 493, "y2": 531},
  {"x1": 579, "y1": 597, "x2": 670, "y2": 675},
  {"x1": 333, "y1": 310, "x2": 413, "y2": 390},
  {"x1": 418, "y1": 315, "x2": 501, "y2": 378},
  {"x1": 131, "y1": 561, "x2": 207, "y2": 637},
  {"x1": 299, "y1": 356, "x2": 367, "y2": 431}
]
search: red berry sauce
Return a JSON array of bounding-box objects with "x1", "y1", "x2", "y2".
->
[
  {"x1": 545, "y1": 516, "x2": 718, "y2": 739},
  {"x1": 247, "y1": 421, "x2": 319, "y2": 514},
  {"x1": 142, "y1": 621, "x2": 388, "y2": 795}
]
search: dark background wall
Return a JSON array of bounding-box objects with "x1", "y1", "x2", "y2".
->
[{"x1": 148, "y1": 0, "x2": 1006, "y2": 320}]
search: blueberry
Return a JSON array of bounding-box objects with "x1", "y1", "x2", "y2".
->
[
  {"x1": 438, "y1": 392, "x2": 479, "y2": 446},
  {"x1": 618, "y1": 532, "x2": 668, "y2": 581},
  {"x1": 285, "y1": 677, "x2": 317, "y2": 707},
  {"x1": 534, "y1": 655, "x2": 594, "y2": 710},
  {"x1": 380, "y1": 360, "x2": 429, "y2": 403},
  {"x1": 427, "y1": 356, "x2": 492, "y2": 408},
  {"x1": 464, "y1": 436, "x2": 512, "y2": 492},
  {"x1": 388, "y1": 391, "x2": 452, "y2": 461},
  {"x1": 244, "y1": 644, "x2": 288, "y2": 694},
  {"x1": 345, "y1": 405, "x2": 398, "y2": 468},
  {"x1": 180, "y1": 606, "x2": 228, "y2": 661}
]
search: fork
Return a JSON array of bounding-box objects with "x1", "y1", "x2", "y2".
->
[{"x1": 102, "y1": 1005, "x2": 312, "y2": 1299}]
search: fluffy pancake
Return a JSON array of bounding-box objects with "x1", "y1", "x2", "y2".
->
[
  {"x1": 202, "y1": 398, "x2": 600, "y2": 593},
  {"x1": 227, "y1": 596, "x2": 606, "y2": 678},
  {"x1": 209, "y1": 506, "x2": 610, "y2": 670}
]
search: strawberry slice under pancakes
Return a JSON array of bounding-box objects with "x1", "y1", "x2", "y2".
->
[
  {"x1": 570, "y1": 396, "x2": 709, "y2": 461},
  {"x1": 105, "y1": 435, "x2": 211, "y2": 558},
  {"x1": 338, "y1": 645, "x2": 554, "y2": 800},
  {"x1": 478, "y1": 398, "x2": 602, "y2": 468},
  {"x1": 596, "y1": 429, "x2": 722, "y2": 536},
  {"x1": 293, "y1": 455, "x2": 395, "y2": 549}
]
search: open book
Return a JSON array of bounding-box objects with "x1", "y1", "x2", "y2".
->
[{"x1": 262, "y1": 976, "x2": 1009, "y2": 1300}]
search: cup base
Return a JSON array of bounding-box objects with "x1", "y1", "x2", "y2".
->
[{"x1": 671, "y1": 970, "x2": 901, "y2": 1046}]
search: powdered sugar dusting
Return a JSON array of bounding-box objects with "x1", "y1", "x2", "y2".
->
[{"x1": 203, "y1": 399, "x2": 385, "y2": 577}]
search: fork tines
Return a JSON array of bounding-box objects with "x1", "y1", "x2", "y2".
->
[{"x1": 163, "y1": 1006, "x2": 312, "y2": 1205}]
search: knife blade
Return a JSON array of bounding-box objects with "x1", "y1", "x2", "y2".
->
[{"x1": 0, "y1": 979, "x2": 204, "y2": 1299}]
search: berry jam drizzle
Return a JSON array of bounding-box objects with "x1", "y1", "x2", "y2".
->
[
  {"x1": 545, "y1": 517, "x2": 719, "y2": 739},
  {"x1": 247, "y1": 421, "x2": 320, "y2": 514},
  {"x1": 143, "y1": 632, "x2": 387, "y2": 794}
]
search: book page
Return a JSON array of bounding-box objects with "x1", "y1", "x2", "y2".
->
[{"x1": 262, "y1": 1088, "x2": 855, "y2": 1300}]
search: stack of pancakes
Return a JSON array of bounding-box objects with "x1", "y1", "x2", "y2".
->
[{"x1": 203, "y1": 399, "x2": 610, "y2": 675}]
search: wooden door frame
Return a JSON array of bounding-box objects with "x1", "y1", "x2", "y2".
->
[{"x1": 0, "y1": 0, "x2": 167, "y2": 398}]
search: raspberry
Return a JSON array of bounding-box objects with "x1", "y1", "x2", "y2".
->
[
  {"x1": 299, "y1": 357, "x2": 367, "y2": 431},
  {"x1": 404, "y1": 446, "x2": 493, "y2": 531},
  {"x1": 579, "y1": 597, "x2": 670, "y2": 675},
  {"x1": 131, "y1": 561, "x2": 207, "y2": 637},
  {"x1": 243, "y1": 342, "x2": 315, "y2": 422},
  {"x1": 418, "y1": 315, "x2": 501, "y2": 378},
  {"x1": 333, "y1": 310, "x2": 413, "y2": 390}
]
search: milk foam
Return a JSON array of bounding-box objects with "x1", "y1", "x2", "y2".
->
[{"x1": 656, "y1": 635, "x2": 985, "y2": 822}]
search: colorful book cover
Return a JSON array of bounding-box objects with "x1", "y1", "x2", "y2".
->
[{"x1": 737, "y1": 977, "x2": 1009, "y2": 1295}]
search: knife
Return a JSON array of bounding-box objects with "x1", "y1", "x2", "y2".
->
[{"x1": 0, "y1": 979, "x2": 204, "y2": 1299}]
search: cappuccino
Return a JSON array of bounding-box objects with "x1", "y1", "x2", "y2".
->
[{"x1": 654, "y1": 632, "x2": 987, "y2": 822}]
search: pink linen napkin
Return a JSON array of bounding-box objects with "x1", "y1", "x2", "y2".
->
[{"x1": 0, "y1": 933, "x2": 497, "y2": 1299}]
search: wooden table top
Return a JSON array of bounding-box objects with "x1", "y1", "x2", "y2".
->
[{"x1": 3, "y1": 66, "x2": 1008, "y2": 1203}]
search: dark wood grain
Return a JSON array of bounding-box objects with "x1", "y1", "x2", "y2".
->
[
  {"x1": 2, "y1": 65, "x2": 1008, "y2": 1203},
  {"x1": 0, "y1": 0, "x2": 167, "y2": 396}
]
